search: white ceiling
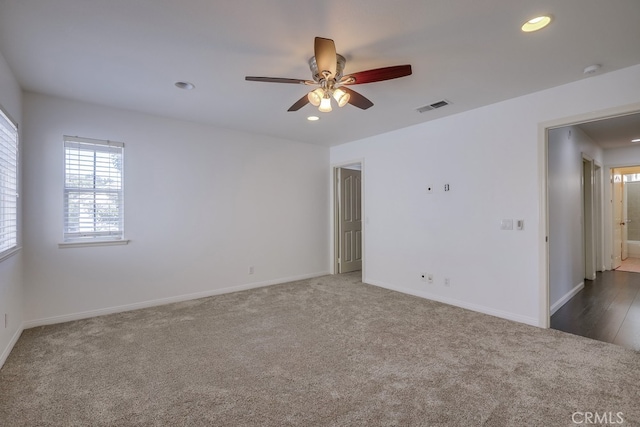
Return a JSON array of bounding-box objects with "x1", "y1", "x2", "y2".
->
[
  {"x1": 576, "y1": 113, "x2": 640, "y2": 150},
  {"x1": 0, "y1": 0, "x2": 639, "y2": 147}
]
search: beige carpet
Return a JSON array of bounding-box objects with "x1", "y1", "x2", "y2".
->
[{"x1": 1, "y1": 273, "x2": 639, "y2": 426}]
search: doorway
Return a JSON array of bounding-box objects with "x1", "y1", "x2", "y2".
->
[
  {"x1": 546, "y1": 126, "x2": 605, "y2": 317},
  {"x1": 610, "y1": 166, "x2": 640, "y2": 273},
  {"x1": 545, "y1": 108, "x2": 640, "y2": 350},
  {"x1": 333, "y1": 162, "x2": 363, "y2": 275}
]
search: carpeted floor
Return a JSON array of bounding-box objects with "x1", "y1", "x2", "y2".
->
[{"x1": 1, "y1": 273, "x2": 639, "y2": 426}]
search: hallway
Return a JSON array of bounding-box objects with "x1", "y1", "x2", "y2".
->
[{"x1": 551, "y1": 270, "x2": 640, "y2": 351}]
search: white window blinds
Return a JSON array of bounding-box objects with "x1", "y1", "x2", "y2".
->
[
  {"x1": 0, "y1": 107, "x2": 18, "y2": 256},
  {"x1": 63, "y1": 136, "x2": 124, "y2": 242}
]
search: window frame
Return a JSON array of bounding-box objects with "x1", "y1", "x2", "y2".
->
[
  {"x1": 60, "y1": 136, "x2": 128, "y2": 248},
  {"x1": 0, "y1": 103, "x2": 19, "y2": 261}
]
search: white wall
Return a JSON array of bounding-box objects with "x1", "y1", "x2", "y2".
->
[
  {"x1": 0, "y1": 50, "x2": 23, "y2": 367},
  {"x1": 547, "y1": 126, "x2": 602, "y2": 313},
  {"x1": 330, "y1": 64, "x2": 640, "y2": 327},
  {"x1": 22, "y1": 93, "x2": 329, "y2": 325},
  {"x1": 603, "y1": 145, "x2": 640, "y2": 167}
]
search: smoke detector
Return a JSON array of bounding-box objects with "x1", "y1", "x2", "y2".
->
[{"x1": 583, "y1": 64, "x2": 601, "y2": 75}]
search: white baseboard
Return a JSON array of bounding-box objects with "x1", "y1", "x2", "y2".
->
[
  {"x1": 24, "y1": 271, "x2": 330, "y2": 329},
  {"x1": 0, "y1": 324, "x2": 24, "y2": 370},
  {"x1": 550, "y1": 281, "x2": 584, "y2": 316},
  {"x1": 363, "y1": 277, "x2": 539, "y2": 327}
]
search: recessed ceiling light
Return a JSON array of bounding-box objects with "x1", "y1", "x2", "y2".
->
[
  {"x1": 175, "y1": 81, "x2": 195, "y2": 90},
  {"x1": 632, "y1": 138, "x2": 640, "y2": 143},
  {"x1": 307, "y1": 116, "x2": 320, "y2": 121},
  {"x1": 521, "y1": 15, "x2": 552, "y2": 32}
]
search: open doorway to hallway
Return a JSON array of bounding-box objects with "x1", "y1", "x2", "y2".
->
[
  {"x1": 547, "y1": 111, "x2": 640, "y2": 351},
  {"x1": 547, "y1": 126, "x2": 604, "y2": 317}
]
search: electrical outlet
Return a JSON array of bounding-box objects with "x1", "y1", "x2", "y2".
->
[
  {"x1": 4, "y1": 313, "x2": 7, "y2": 328},
  {"x1": 444, "y1": 278, "x2": 450, "y2": 287}
]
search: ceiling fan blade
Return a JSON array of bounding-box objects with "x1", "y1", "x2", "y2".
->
[
  {"x1": 341, "y1": 65, "x2": 412, "y2": 85},
  {"x1": 314, "y1": 37, "x2": 337, "y2": 78},
  {"x1": 342, "y1": 87, "x2": 373, "y2": 110},
  {"x1": 245, "y1": 76, "x2": 309, "y2": 84},
  {"x1": 288, "y1": 94, "x2": 310, "y2": 112}
]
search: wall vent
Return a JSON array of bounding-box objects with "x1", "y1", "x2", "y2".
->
[{"x1": 416, "y1": 100, "x2": 450, "y2": 113}]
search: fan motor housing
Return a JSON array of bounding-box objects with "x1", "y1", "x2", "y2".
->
[{"x1": 308, "y1": 54, "x2": 346, "y2": 82}]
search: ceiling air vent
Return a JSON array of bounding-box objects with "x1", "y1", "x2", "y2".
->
[{"x1": 416, "y1": 100, "x2": 450, "y2": 113}]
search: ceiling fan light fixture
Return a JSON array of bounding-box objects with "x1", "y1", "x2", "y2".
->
[
  {"x1": 308, "y1": 88, "x2": 324, "y2": 107},
  {"x1": 521, "y1": 15, "x2": 552, "y2": 32},
  {"x1": 319, "y1": 96, "x2": 333, "y2": 113},
  {"x1": 245, "y1": 37, "x2": 412, "y2": 113},
  {"x1": 333, "y1": 88, "x2": 350, "y2": 107}
]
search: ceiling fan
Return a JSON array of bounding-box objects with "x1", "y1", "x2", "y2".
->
[{"x1": 245, "y1": 37, "x2": 412, "y2": 113}]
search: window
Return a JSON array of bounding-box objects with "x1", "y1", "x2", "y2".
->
[
  {"x1": 0, "y1": 106, "x2": 18, "y2": 258},
  {"x1": 63, "y1": 136, "x2": 125, "y2": 244}
]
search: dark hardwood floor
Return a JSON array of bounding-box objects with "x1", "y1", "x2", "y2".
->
[{"x1": 551, "y1": 270, "x2": 640, "y2": 351}]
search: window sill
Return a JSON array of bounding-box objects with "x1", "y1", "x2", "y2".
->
[
  {"x1": 0, "y1": 246, "x2": 21, "y2": 263},
  {"x1": 58, "y1": 240, "x2": 130, "y2": 249}
]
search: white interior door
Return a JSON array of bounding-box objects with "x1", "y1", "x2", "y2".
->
[
  {"x1": 339, "y1": 168, "x2": 362, "y2": 273},
  {"x1": 613, "y1": 170, "x2": 623, "y2": 269}
]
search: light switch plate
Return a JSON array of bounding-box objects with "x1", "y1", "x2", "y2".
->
[{"x1": 500, "y1": 219, "x2": 513, "y2": 230}]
